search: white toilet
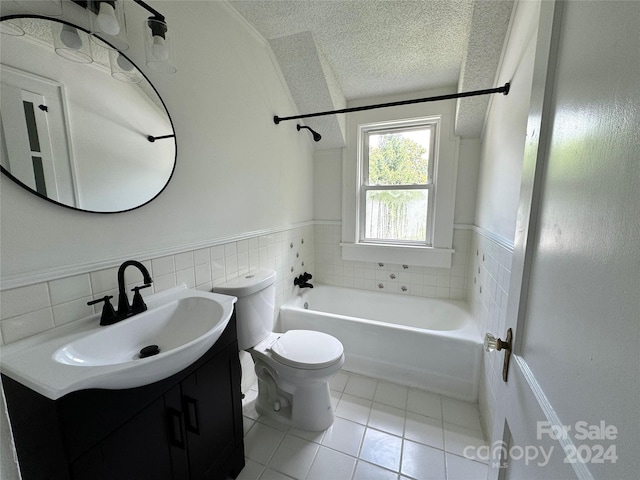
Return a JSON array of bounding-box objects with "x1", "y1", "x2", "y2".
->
[{"x1": 213, "y1": 269, "x2": 344, "y2": 431}]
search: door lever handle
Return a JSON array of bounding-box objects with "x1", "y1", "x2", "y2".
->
[{"x1": 484, "y1": 328, "x2": 513, "y2": 382}]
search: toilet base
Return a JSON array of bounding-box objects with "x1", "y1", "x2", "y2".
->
[
  {"x1": 254, "y1": 376, "x2": 335, "y2": 431},
  {"x1": 252, "y1": 359, "x2": 340, "y2": 431}
]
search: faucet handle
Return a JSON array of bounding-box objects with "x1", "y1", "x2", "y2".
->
[
  {"x1": 131, "y1": 284, "x2": 152, "y2": 314},
  {"x1": 87, "y1": 295, "x2": 117, "y2": 326}
]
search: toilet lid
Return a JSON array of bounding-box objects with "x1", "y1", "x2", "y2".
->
[{"x1": 271, "y1": 330, "x2": 344, "y2": 369}]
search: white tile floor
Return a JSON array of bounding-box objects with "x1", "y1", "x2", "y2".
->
[{"x1": 237, "y1": 371, "x2": 489, "y2": 480}]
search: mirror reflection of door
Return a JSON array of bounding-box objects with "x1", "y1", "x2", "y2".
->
[
  {"x1": 1, "y1": 16, "x2": 176, "y2": 213},
  {"x1": 1, "y1": 65, "x2": 77, "y2": 206},
  {"x1": 22, "y1": 96, "x2": 48, "y2": 196}
]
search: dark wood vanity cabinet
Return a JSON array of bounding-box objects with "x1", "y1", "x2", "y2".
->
[{"x1": 2, "y1": 314, "x2": 245, "y2": 480}]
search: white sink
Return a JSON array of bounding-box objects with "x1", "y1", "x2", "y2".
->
[
  {"x1": 54, "y1": 296, "x2": 226, "y2": 367},
  {"x1": 0, "y1": 286, "x2": 237, "y2": 399}
]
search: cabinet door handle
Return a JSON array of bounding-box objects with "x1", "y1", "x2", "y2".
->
[
  {"x1": 166, "y1": 408, "x2": 185, "y2": 449},
  {"x1": 183, "y1": 396, "x2": 200, "y2": 435}
]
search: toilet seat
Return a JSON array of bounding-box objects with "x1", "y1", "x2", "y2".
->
[{"x1": 270, "y1": 330, "x2": 343, "y2": 370}]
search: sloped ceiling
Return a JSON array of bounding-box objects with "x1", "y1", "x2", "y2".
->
[
  {"x1": 270, "y1": 31, "x2": 347, "y2": 149},
  {"x1": 456, "y1": 0, "x2": 515, "y2": 137},
  {"x1": 228, "y1": 0, "x2": 514, "y2": 147}
]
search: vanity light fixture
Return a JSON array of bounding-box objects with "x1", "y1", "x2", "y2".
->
[
  {"x1": 296, "y1": 124, "x2": 322, "y2": 142},
  {"x1": 68, "y1": 1, "x2": 129, "y2": 52},
  {"x1": 88, "y1": 0, "x2": 129, "y2": 52},
  {"x1": 52, "y1": 22, "x2": 93, "y2": 63},
  {"x1": 144, "y1": 16, "x2": 176, "y2": 74},
  {"x1": 109, "y1": 50, "x2": 142, "y2": 83},
  {"x1": 94, "y1": 0, "x2": 120, "y2": 35},
  {"x1": 63, "y1": 0, "x2": 177, "y2": 74}
]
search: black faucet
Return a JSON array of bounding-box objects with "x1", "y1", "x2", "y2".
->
[
  {"x1": 87, "y1": 260, "x2": 153, "y2": 325},
  {"x1": 116, "y1": 260, "x2": 153, "y2": 320},
  {"x1": 294, "y1": 272, "x2": 314, "y2": 289}
]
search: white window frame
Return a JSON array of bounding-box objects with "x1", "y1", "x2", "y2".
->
[
  {"x1": 341, "y1": 99, "x2": 459, "y2": 268},
  {"x1": 358, "y1": 118, "x2": 438, "y2": 247}
]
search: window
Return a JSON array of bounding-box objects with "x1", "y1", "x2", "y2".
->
[
  {"x1": 342, "y1": 107, "x2": 458, "y2": 268},
  {"x1": 359, "y1": 119, "x2": 436, "y2": 246}
]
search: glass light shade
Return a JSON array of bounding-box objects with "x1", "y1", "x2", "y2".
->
[
  {"x1": 52, "y1": 22, "x2": 93, "y2": 64},
  {"x1": 144, "y1": 17, "x2": 176, "y2": 74},
  {"x1": 109, "y1": 50, "x2": 141, "y2": 83},
  {"x1": 0, "y1": 18, "x2": 25, "y2": 36},
  {"x1": 89, "y1": 0, "x2": 129, "y2": 52}
]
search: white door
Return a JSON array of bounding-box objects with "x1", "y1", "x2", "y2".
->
[
  {"x1": 488, "y1": 1, "x2": 640, "y2": 479},
  {"x1": 0, "y1": 65, "x2": 77, "y2": 206}
]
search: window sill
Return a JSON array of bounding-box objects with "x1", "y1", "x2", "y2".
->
[{"x1": 340, "y1": 242, "x2": 454, "y2": 268}]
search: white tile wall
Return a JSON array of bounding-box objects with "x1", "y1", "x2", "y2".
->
[
  {"x1": 0, "y1": 222, "x2": 475, "y2": 346},
  {"x1": 1, "y1": 222, "x2": 482, "y2": 420},
  {"x1": 0, "y1": 225, "x2": 315, "y2": 346},
  {"x1": 314, "y1": 223, "x2": 471, "y2": 301},
  {"x1": 1, "y1": 221, "x2": 504, "y2": 480},
  {"x1": 466, "y1": 229, "x2": 513, "y2": 443}
]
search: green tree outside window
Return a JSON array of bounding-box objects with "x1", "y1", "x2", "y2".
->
[{"x1": 366, "y1": 133, "x2": 430, "y2": 241}]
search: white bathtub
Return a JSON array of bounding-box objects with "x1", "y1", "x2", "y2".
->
[{"x1": 279, "y1": 285, "x2": 482, "y2": 401}]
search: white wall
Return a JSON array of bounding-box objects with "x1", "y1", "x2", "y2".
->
[
  {"x1": 313, "y1": 148, "x2": 342, "y2": 221},
  {"x1": 474, "y1": 0, "x2": 539, "y2": 242},
  {"x1": 0, "y1": 1, "x2": 315, "y2": 285},
  {"x1": 0, "y1": 3, "x2": 315, "y2": 475},
  {"x1": 455, "y1": 138, "x2": 481, "y2": 225},
  {"x1": 470, "y1": 0, "x2": 540, "y2": 441}
]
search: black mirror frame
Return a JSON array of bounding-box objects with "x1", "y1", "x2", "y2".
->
[{"x1": 0, "y1": 14, "x2": 177, "y2": 214}]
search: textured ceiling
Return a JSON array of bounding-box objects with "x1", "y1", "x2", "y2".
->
[
  {"x1": 228, "y1": 0, "x2": 515, "y2": 146},
  {"x1": 270, "y1": 31, "x2": 348, "y2": 149},
  {"x1": 229, "y1": 0, "x2": 475, "y2": 101},
  {"x1": 456, "y1": 0, "x2": 514, "y2": 137}
]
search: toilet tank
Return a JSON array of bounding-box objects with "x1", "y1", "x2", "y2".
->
[{"x1": 213, "y1": 269, "x2": 276, "y2": 350}]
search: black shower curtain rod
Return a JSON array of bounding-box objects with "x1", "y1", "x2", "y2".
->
[{"x1": 273, "y1": 82, "x2": 510, "y2": 124}]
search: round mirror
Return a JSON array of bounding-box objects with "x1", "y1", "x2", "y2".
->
[{"x1": 0, "y1": 15, "x2": 176, "y2": 213}]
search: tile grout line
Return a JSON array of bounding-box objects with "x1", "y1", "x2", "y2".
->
[
  {"x1": 440, "y1": 394, "x2": 448, "y2": 480},
  {"x1": 243, "y1": 371, "x2": 488, "y2": 480},
  {"x1": 245, "y1": 411, "x2": 487, "y2": 459}
]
